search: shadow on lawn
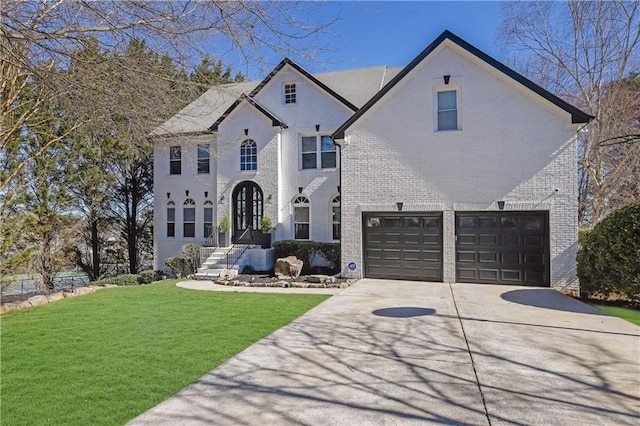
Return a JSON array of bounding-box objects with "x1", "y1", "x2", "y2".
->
[{"x1": 128, "y1": 283, "x2": 640, "y2": 426}]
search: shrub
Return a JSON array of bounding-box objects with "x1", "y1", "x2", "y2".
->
[
  {"x1": 273, "y1": 240, "x2": 340, "y2": 275},
  {"x1": 138, "y1": 270, "x2": 165, "y2": 284},
  {"x1": 181, "y1": 244, "x2": 202, "y2": 274},
  {"x1": 94, "y1": 274, "x2": 141, "y2": 286},
  {"x1": 165, "y1": 257, "x2": 189, "y2": 278},
  {"x1": 577, "y1": 200, "x2": 640, "y2": 302}
]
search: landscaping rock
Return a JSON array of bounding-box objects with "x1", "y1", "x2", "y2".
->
[
  {"x1": 74, "y1": 287, "x2": 95, "y2": 295},
  {"x1": 28, "y1": 295, "x2": 49, "y2": 306},
  {"x1": 219, "y1": 269, "x2": 238, "y2": 280},
  {"x1": 46, "y1": 293, "x2": 65, "y2": 302},
  {"x1": 307, "y1": 275, "x2": 336, "y2": 284},
  {"x1": 308, "y1": 283, "x2": 327, "y2": 289},
  {"x1": 291, "y1": 282, "x2": 309, "y2": 288},
  {"x1": 274, "y1": 256, "x2": 303, "y2": 279},
  {"x1": 63, "y1": 291, "x2": 79, "y2": 298}
]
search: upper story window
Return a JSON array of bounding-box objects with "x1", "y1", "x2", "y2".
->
[
  {"x1": 293, "y1": 195, "x2": 310, "y2": 240},
  {"x1": 437, "y1": 89, "x2": 459, "y2": 131},
  {"x1": 240, "y1": 139, "x2": 257, "y2": 171},
  {"x1": 169, "y1": 146, "x2": 182, "y2": 175},
  {"x1": 300, "y1": 135, "x2": 337, "y2": 170},
  {"x1": 197, "y1": 144, "x2": 210, "y2": 174},
  {"x1": 283, "y1": 82, "x2": 296, "y2": 104}
]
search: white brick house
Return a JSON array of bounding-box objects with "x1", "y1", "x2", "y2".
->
[{"x1": 152, "y1": 31, "x2": 591, "y2": 290}]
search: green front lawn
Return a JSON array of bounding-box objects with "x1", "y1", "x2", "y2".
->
[
  {"x1": 589, "y1": 303, "x2": 640, "y2": 326},
  {"x1": 0, "y1": 280, "x2": 329, "y2": 425}
]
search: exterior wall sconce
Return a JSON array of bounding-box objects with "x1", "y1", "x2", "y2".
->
[
  {"x1": 204, "y1": 191, "x2": 208, "y2": 198},
  {"x1": 298, "y1": 186, "x2": 303, "y2": 194},
  {"x1": 497, "y1": 200, "x2": 505, "y2": 210},
  {"x1": 219, "y1": 195, "x2": 225, "y2": 204},
  {"x1": 397, "y1": 202, "x2": 404, "y2": 211},
  {"x1": 267, "y1": 194, "x2": 272, "y2": 204},
  {"x1": 185, "y1": 190, "x2": 189, "y2": 197},
  {"x1": 315, "y1": 124, "x2": 320, "y2": 132},
  {"x1": 444, "y1": 75, "x2": 451, "y2": 84},
  {"x1": 244, "y1": 128, "x2": 249, "y2": 136}
]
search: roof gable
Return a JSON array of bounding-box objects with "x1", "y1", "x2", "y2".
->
[
  {"x1": 209, "y1": 94, "x2": 287, "y2": 131},
  {"x1": 333, "y1": 30, "x2": 592, "y2": 140}
]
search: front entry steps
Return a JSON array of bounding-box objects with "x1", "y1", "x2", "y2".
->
[{"x1": 194, "y1": 247, "x2": 247, "y2": 280}]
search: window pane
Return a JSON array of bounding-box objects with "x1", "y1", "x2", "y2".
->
[
  {"x1": 295, "y1": 206, "x2": 309, "y2": 222},
  {"x1": 169, "y1": 160, "x2": 181, "y2": 175},
  {"x1": 438, "y1": 111, "x2": 458, "y2": 131},
  {"x1": 183, "y1": 223, "x2": 195, "y2": 238},
  {"x1": 204, "y1": 223, "x2": 214, "y2": 238},
  {"x1": 204, "y1": 208, "x2": 213, "y2": 222},
  {"x1": 321, "y1": 135, "x2": 335, "y2": 151},
  {"x1": 302, "y1": 153, "x2": 317, "y2": 169},
  {"x1": 333, "y1": 224, "x2": 340, "y2": 240},
  {"x1": 167, "y1": 223, "x2": 175, "y2": 237},
  {"x1": 438, "y1": 91, "x2": 457, "y2": 111},
  {"x1": 198, "y1": 144, "x2": 209, "y2": 159},
  {"x1": 198, "y1": 159, "x2": 210, "y2": 174},
  {"x1": 170, "y1": 146, "x2": 181, "y2": 159},
  {"x1": 184, "y1": 208, "x2": 195, "y2": 222},
  {"x1": 332, "y1": 206, "x2": 340, "y2": 221},
  {"x1": 301, "y1": 136, "x2": 316, "y2": 152},
  {"x1": 295, "y1": 224, "x2": 309, "y2": 239},
  {"x1": 321, "y1": 152, "x2": 336, "y2": 168},
  {"x1": 167, "y1": 208, "x2": 175, "y2": 222}
]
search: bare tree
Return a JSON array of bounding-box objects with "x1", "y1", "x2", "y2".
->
[{"x1": 500, "y1": 0, "x2": 640, "y2": 224}]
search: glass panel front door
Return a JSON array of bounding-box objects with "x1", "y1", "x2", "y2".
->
[{"x1": 232, "y1": 181, "x2": 263, "y2": 243}]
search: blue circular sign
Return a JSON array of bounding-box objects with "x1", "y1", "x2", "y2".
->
[{"x1": 348, "y1": 262, "x2": 357, "y2": 271}]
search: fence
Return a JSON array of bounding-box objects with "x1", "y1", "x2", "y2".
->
[{"x1": 1, "y1": 273, "x2": 90, "y2": 296}]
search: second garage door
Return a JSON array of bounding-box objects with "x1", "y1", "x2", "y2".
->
[
  {"x1": 455, "y1": 212, "x2": 549, "y2": 286},
  {"x1": 363, "y1": 213, "x2": 443, "y2": 282}
]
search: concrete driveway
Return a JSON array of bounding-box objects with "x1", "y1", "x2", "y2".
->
[{"x1": 128, "y1": 279, "x2": 640, "y2": 425}]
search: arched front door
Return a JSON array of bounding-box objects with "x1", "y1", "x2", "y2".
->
[{"x1": 232, "y1": 181, "x2": 263, "y2": 243}]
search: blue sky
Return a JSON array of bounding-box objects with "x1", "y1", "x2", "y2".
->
[{"x1": 238, "y1": 1, "x2": 505, "y2": 78}]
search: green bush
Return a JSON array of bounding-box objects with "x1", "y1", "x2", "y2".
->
[
  {"x1": 94, "y1": 274, "x2": 141, "y2": 286},
  {"x1": 181, "y1": 244, "x2": 202, "y2": 274},
  {"x1": 577, "y1": 201, "x2": 640, "y2": 302},
  {"x1": 165, "y1": 257, "x2": 189, "y2": 278},
  {"x1": 273, "y1": 240, "x2": 340, "y2": 275},
  {"x1": 138, "y1": 270, "x2": 165, "y2": 284}
]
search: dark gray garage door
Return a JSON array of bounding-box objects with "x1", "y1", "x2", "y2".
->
[
  {"x1": 363, "y1": 213, "x2": 443, "y2": 282},
  {"x1": 455, "y1": 212, "x2": 549, "y2": 286}
]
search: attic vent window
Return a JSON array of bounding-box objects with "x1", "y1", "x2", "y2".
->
[{"x1": 283, "y1": 82, "x2": 296, "y2": 104}]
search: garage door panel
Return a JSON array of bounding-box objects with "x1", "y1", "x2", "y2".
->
[
  {"x1": 456, "y1": 212, "x2": 549, "y2": 287},
  {"x1": 364, "y1": 212, "x2": 443, "y2": 282}
]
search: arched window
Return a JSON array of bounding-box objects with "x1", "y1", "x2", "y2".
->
[
  {"x1": 167, "y1": 200, "x2": 176, "y2": 237},
  {"x1": 331, "y1": 195, "x2": 340, "y2": 240},
  {"x1": 240, "y1": 139, "x2": 257, "y2": 171},
  {"x1": 183, "y1": 198, "x2": 196, "y2": 238},
  {"x1": 294, "y1": 196, "x2": 310, "y2": 240}
]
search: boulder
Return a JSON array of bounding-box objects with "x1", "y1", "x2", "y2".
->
[
  {"x1": 291, "y1": 282, "x2": 309, "y2": 288},
  {"x1": 274, "y1": 256, "x2": 303, "y2": 279},
  {"x1": 46, "y1": 293, "x2": 65, "y2": 302},
  {"x1": 307, "y1": 275, "x2": 336, "y2": 284},
  {"x1": 218, "y1": 269, "x2": 238, "y2": 281},
  {"x1": 309, "y1": 250, "x2": 334, "y2": 269},
  {"x1": 28, "y1": 295, "x2": 49, "y2": 306}
]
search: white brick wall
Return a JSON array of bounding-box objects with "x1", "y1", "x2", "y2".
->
[{"x1": 340, "y1": 44, "x2": 580, "y2": 290}]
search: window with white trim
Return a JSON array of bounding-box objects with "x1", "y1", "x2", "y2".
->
[
  {"x1": 240, "y1": 139, "x2": 257, "y2": 171},
  {"x1": 331, "y1": 195, "x2": 340, "y2": 240},
  {"x1": 167, "y1": 201, "x2": 176, "y2": 237},
  {"x1": 203, "y1": 200, "x2": 213, "y2": 238},
  {"x1": 283, "y1": 82, "x2": 296, "y2": 104},
  {"x1": 197, "y1": 144, "x2": 210, "y2": 174},
  {"x1": 294, "y1": 196, "x2": 310, "y2": 240},
  {"x1": 300, "y1": 135, "x2": 337, "y2": 170},
  {"x1": 437, "y1": 89, "x2": 458, "y2": 131},
  {"x1": 183, "y1": 198, "x2": 195, "y2": 238},
  {"x1": 169, "y1": 146, "x2": 182, "y2": 175}
]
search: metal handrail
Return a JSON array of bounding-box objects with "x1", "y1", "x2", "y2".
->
[{"x1": 225, "y1": 227, "x2": 255, "y2": 269}]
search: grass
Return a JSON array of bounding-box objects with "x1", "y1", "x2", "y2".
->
[
  {"x1": 588, "y1": 303, "x2": 640, "y2": 326},
  {"x1": 0, "y1": 280, "x2": 330, "y2": 425}
]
